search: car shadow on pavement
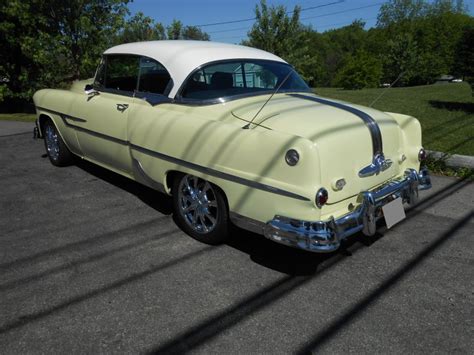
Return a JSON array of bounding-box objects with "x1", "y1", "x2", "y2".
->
[
  {"x1": 74, "y1": 158, "x2": 173, "y2": 215},
  {"x1": 72, "y1": 155, "x2": 380, "y2": 276},
  {"x1": 145, "y1": 178, "x2": 473, "y2": 355},
  {"x1": 226, "y1": 225, "x2": 382, "y2": 276}
]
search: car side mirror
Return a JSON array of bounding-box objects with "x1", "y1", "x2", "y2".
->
[{"x1": 84, "y1": 84, "x2": 98, "y2": 95}]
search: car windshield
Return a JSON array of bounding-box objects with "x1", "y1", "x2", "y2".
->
[{"x1": 180, "y1": 60, "x2": 310, "y2": 101}]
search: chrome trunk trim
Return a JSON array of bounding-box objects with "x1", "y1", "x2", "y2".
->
[
  {"x1": 358, "y1": 154, "x2": 393, "y2": 177},
  {"x1": 264, "y1": 168, "x2": 432, "y2": 253}
]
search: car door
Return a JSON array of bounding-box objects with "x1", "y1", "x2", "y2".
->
[{"x1": 72, "y1": 54, "x2": 140, "y2": 175}]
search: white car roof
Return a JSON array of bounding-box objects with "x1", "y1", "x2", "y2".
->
[{"x1": 104, "y1": 40, "x2": 287, "y2": 97}]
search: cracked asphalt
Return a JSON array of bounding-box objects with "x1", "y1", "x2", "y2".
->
[{"x1": 0, "y1": 121, "x2": 473, "y2": 354}]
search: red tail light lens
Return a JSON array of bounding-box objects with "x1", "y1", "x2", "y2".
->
[
  {"x1": 418, "y1": 148, "x2": 427, "y2": 162},
  {"x1": 316, "y1": 188, "x2": 328, "y2": 208}
]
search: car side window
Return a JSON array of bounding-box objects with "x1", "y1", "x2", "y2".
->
[
  {"x1": 138, "y1": 57, "x2": 172, "y2": 96},
  {"x1": 104, "y1": 55, "x2": 140, "y2": 92}
]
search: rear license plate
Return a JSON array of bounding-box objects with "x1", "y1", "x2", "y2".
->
[{"x1": 382, "y1": 197, "x2": 406, "y2": 229}]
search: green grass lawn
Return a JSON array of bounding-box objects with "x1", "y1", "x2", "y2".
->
[
  {"x1": 0, "y1": 113, "x2": 36, "y2": 122},
  {"x1": 316, "y1": 83, "x2": 474, "y2": 156}
]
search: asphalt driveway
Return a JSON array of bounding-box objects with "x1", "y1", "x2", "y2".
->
[{"x1": 0, "y1": 122, "x2": 473, "y2": 354}]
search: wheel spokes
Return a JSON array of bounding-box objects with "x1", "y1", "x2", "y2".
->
[{"x1": 178, "y1": 175, "x2": 219, "y2": 234}]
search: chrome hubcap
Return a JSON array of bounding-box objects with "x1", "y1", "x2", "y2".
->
[
  {"x1": 178, "y1": 175, "x2": 218, "y2": 234},
  {"x1": 45, "y1": 125, "x2": 60, "y2": 160}
]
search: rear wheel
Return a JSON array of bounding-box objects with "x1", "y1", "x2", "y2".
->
[
  {"x1": 42, "y1": 119, "x2": 73, "y2": 166},
  {"x1": 172, "y1": 174, "x2": 229, "y2": 245}
]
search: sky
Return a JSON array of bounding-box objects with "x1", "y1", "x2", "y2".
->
[{"x1": 127, "y1": 0, "x2": 474, "y2": 43}]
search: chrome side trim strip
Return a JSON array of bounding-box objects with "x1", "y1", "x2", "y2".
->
[
  {"x1": 69, "y1": 123, "x2": 128, "y2": 145},
  {"x1": 130, "y1": 143, "x2": 310, "y2": 201},
  {"x1": 288, "y1": 93, "x2": 383, "y2": 157},
  {"x1": 37, "y1": 106, "x2": 129, "y2": 145},
  {"x1": 36, "y1": 106, "x2": 87, "y2": 123},
  {"x1": 35, "y1": 106, "x2": 310, "y2": 201}
]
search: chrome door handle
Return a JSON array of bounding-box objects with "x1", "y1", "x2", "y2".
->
[{"x1": 116, "y1": 103, "x2": 129, "y2": 112}]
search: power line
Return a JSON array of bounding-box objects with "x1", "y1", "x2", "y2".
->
[
  {"x1": 300, "y1": 2, "x2": 384, "y2": 21},
  {"x1": 208, "y1": 2, "x2": 385, "y2": 38},
  {"x1": 208, "y1": 26, "x2": 250, "y2": 35},
  {"x1": 194, "y1": 0, "x2": 345, "y2": 27},
  {"x1": 211, "y1": 16, "x2": 379, "y2": 41},
  {"x1": 315, "y1": 16, "x2": 378, "y2": 29}
]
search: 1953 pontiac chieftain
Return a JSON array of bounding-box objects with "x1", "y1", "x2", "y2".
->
[{"x1": 33, "y1": 40, "x2": 431, "y2": 252}]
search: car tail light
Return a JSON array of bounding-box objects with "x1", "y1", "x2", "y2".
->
[
  {"x1": 315, "y1": 188, "x2": 328, "y2": 208},
  {"x1": 418, "y1": 148, "x2": 427, "y2": 162}
]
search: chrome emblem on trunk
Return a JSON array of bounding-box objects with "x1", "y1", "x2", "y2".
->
[{"x1": 359, "y1": 154, "x2": 393, "y2": 177}]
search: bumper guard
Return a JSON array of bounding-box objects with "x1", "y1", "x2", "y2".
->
[{"x1": 264, "y1": 168, "x2": 431, "y2": 253}]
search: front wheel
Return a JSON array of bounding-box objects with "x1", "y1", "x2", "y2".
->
[
  {"x1": 172, "y1": 174, "x2": 229, "y2": 245},
  {"x1": 42, "y1": 119, "x2": 74, "y2": 166}
]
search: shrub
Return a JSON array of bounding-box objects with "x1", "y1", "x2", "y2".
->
[{"x1": 335, "y1": 51, "x2": 383, "y2": 90}]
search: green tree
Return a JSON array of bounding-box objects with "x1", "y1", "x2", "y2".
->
[
  {"x1": 118, "y1": 11, "x2": 166, "y2": 43},
  {"x1": 335, "y1": 50, "x2": 382, "y2": 89},
  {"x1": 165, "y1": 20, "x2": 210, "y2": 41},
  {"x1": 383, "y1": 33, "x2": 419, "y2": 85},
  {"x1": 376, "y1": 0, "x2": 471, "y2": 85},
  {"x1": 316, "y1": 20, "x2": 369, "y2": 86},
  {"x1": 377, "y1": 0, "x2": 427, "y2": 28},
  {"x1": 0, "y1": 0, "x2": 130, "y2": 104},
  {"x1": 167, "y1": 19, "x2": 183, "y2": 40},
  {"x1": 243, "y1": 0, "x2": 322, "y2": 85},
  {"x1": 452, "y1": 26, "x2": 474, "y2": 93},
  {"x1": 182, "y1": 26, "x2": 210, "y2": 40}
]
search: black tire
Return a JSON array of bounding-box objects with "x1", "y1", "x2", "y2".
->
[
  {"x1": 42, "y1": 119, "x2": 74, "y2": 166},
  {"x1": 172, "y1": 174, "x2": 229, "y2": 245}
]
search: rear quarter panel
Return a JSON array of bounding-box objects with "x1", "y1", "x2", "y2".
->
[{"x1": 128, "y1": 99, "x2": 324, "y2": 223}]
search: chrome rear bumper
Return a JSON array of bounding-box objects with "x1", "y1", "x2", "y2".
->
[{"x1": 264, "y1": 168, "x2": 431, "y2": 253}]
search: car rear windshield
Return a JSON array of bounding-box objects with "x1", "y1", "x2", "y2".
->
[{"x1": 179, "y1": 60, "x2": 310, "y2": 101}]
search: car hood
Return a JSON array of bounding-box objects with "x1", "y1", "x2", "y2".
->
[{"x1": 231, "y1": 93, "x2": 403, "y2": 202}]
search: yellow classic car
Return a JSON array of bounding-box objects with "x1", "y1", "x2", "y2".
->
[{"x1": 33, "y1": 40, "x2": 431, "y2": 252}]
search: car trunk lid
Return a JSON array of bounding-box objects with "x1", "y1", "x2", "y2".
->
[{"x1": 232, "y1": 93, "x2": 403, "y2": 203}]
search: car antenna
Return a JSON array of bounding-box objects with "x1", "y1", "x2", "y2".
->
[
  {"x1": 242, "y1": 69, "x2": 294, "y2": 129},
  {"x1": 369, "y1": 71, "x2": 405, "y2": 108}
]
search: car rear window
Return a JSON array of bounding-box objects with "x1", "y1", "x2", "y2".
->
[{"x1": 180, "y1": 60, "x2": 310, "y2": 101}]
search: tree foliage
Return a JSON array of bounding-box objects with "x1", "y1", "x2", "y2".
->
[
  {"x1": 244, "y1": 0, "x2": 473, "y2": 89},
  {"x1": 0, "y1": 0, "x2": 472, "y2": 105},
  {"x1": 243, "y1": 0, "x2": 322, "y2": 85},
  {"x1": 118, "y1": 12, "x2": 166, "y2": 43},
  {"x1": 0, "y1": 0, "x2": 130, "y2": 103},
  {"x1": 335, "y1": 51, "x2": 382, "y2": 90},
  {"x1": 166, "y1": 20, "x2": 210, "y2": 40}
]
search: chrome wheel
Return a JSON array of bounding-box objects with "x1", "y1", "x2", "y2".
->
[
  {"x1": 44, "y1": 124, "x2": 60, "y2": 161},
  {"x1": 178, "y1": 175, "x2": 218, "y2": 234}
]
